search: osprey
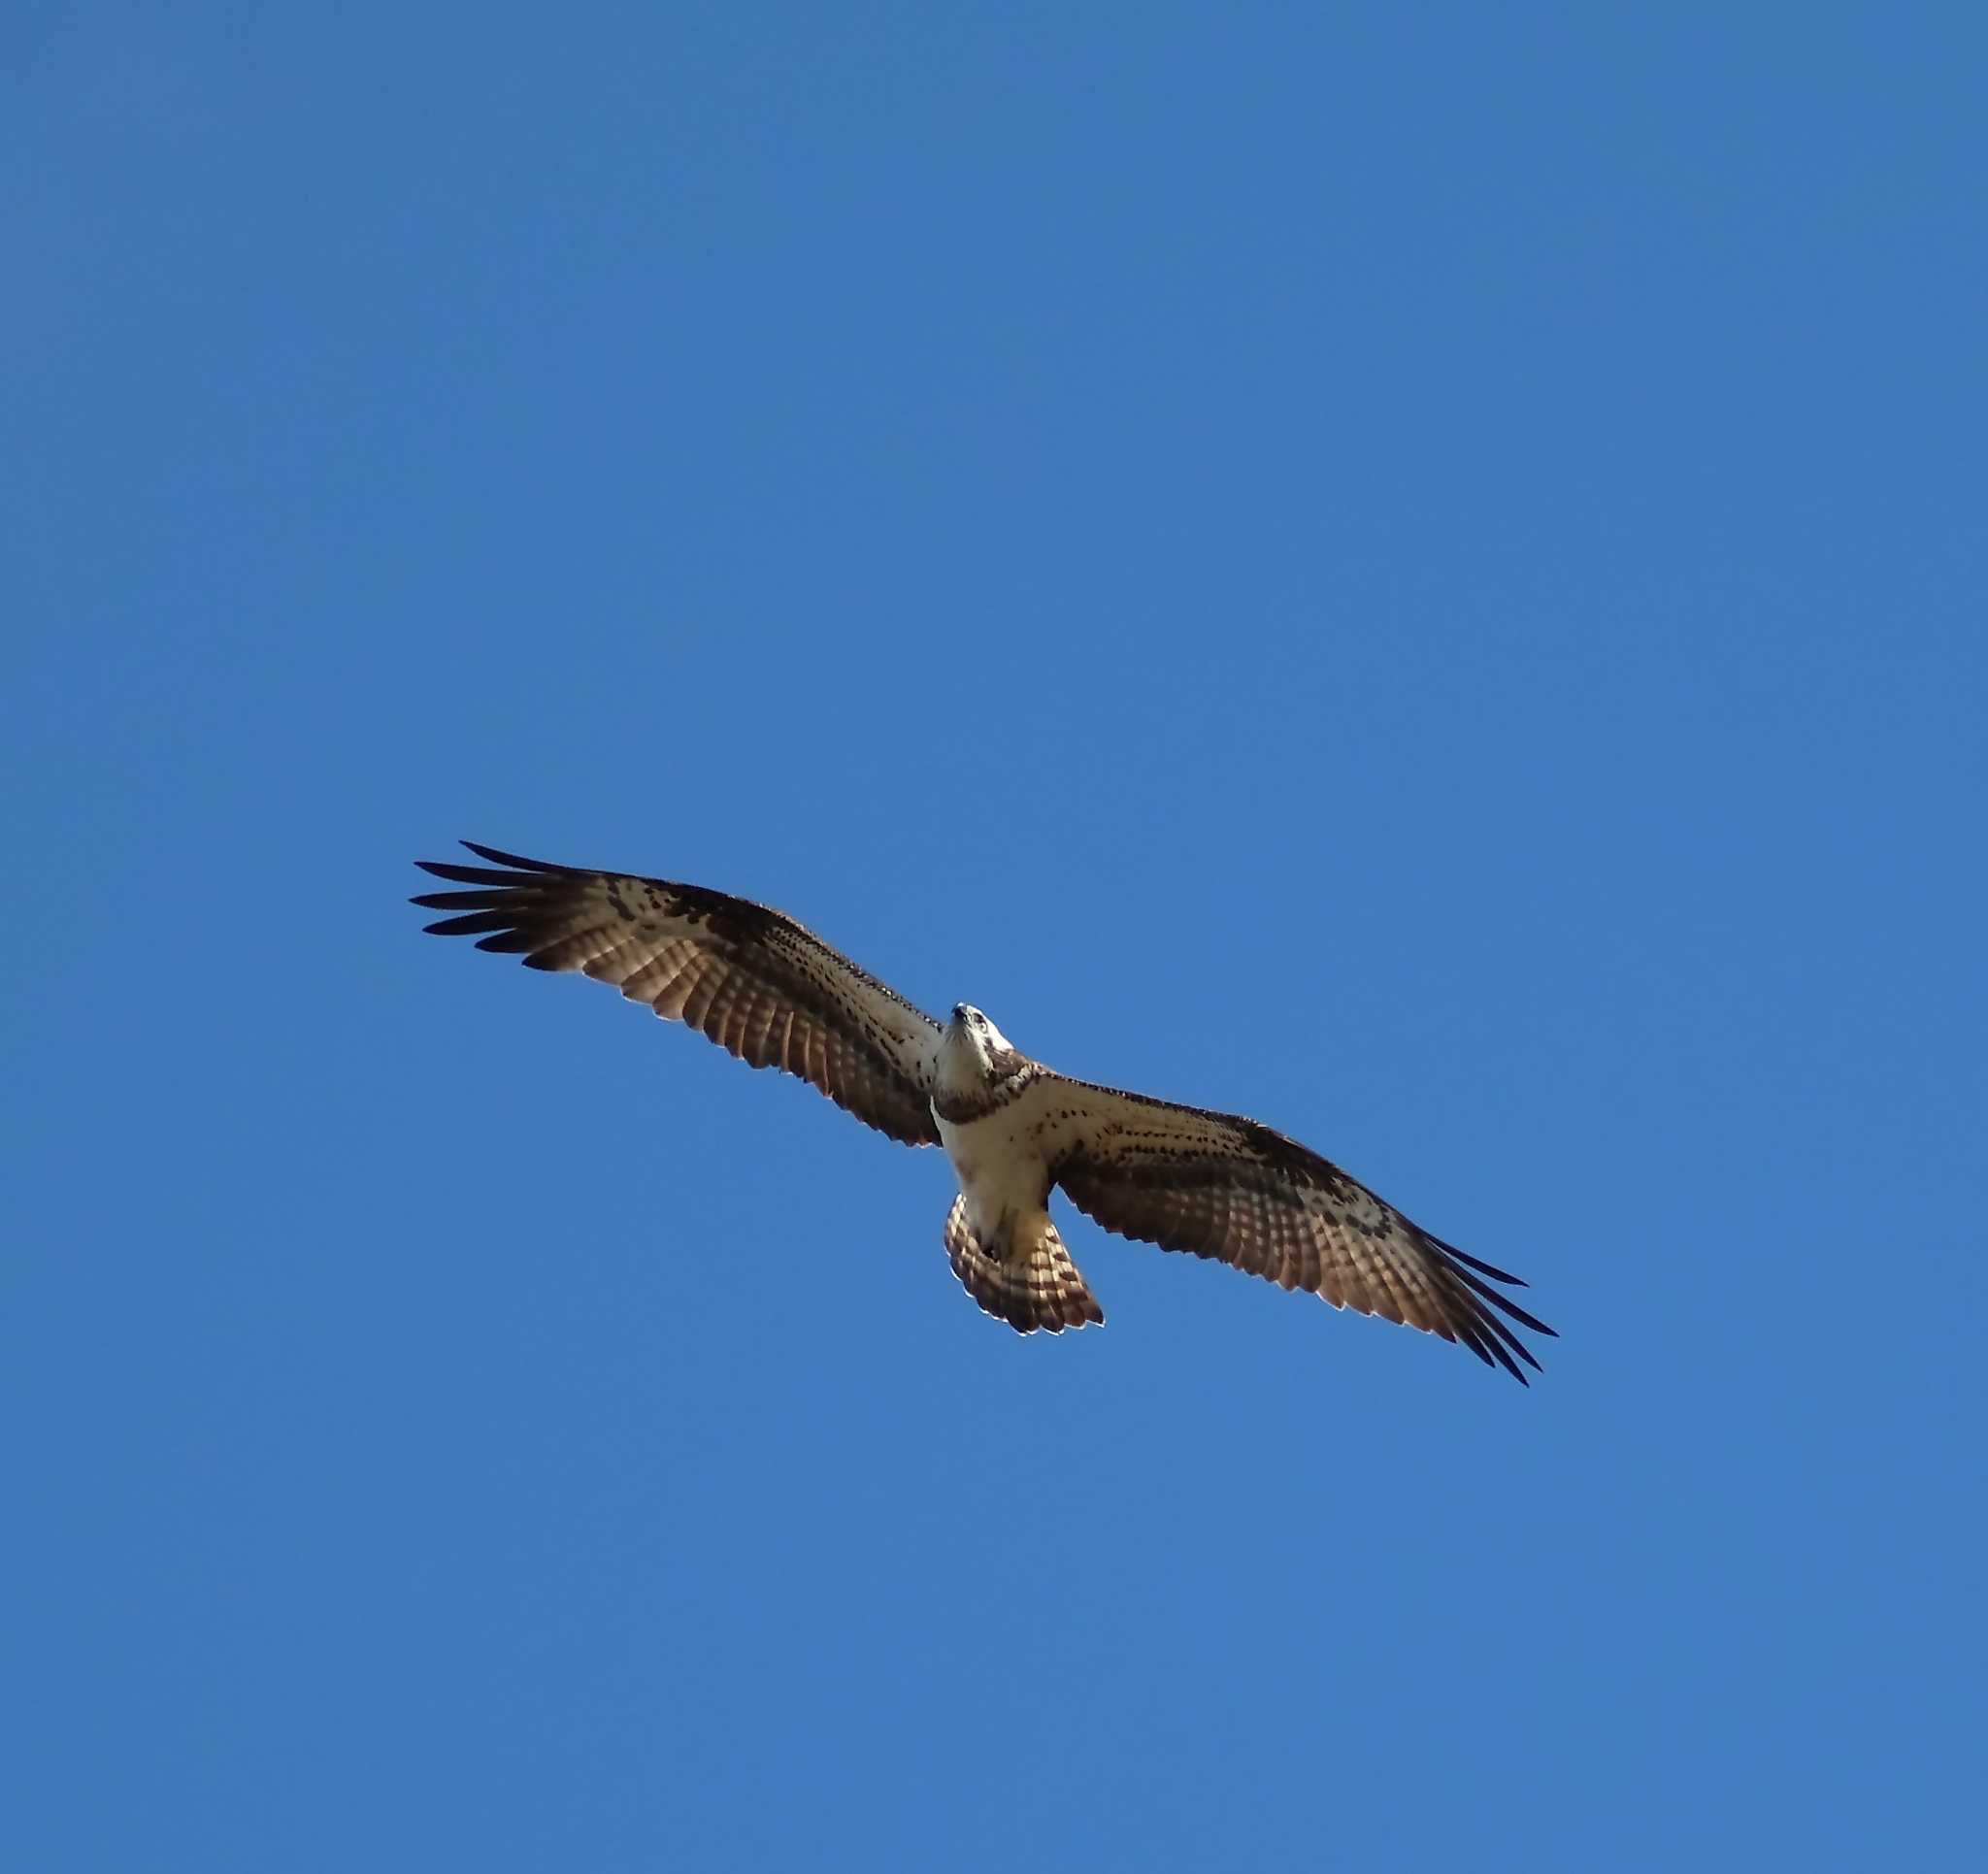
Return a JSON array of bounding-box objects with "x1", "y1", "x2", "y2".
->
[{"x1": 413, "y1": 842, "x2": 1554, "y2": 1382}]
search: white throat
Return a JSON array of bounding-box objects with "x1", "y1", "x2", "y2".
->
[{"x1": 935, "y1": 1003, "x2": 1014, "y2": 1094}]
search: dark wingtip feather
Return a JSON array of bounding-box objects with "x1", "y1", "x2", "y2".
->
[
  {"x1": 1448, "y1": 1262, "x2": 1558, "y2": 1340},
  {"x1": 1489, "y1": 1314, "x2": 1544, "y2": 1372},
  {"x1": 422, "y1": 911, "x2": 518, "y2": 937},
  {"x1": 473, "y1": 930, "x2": 545, "y2": 954},
  {"x1": 1425, "y1": 1244, "x2": 1552, "y2": 1383},
  {"x1": 1429, "y1": 1233, "x2": 1528, "y2": 1287},
  {"x1": 459, "y1": 839, "x2": 573, "y2": 873},
  {"x1": 415, "y1": 861, "x2": 531, "y2": 886},
  {"x1": 1455, "y1": 1330, "x2": 1493, "y2": 1368},
  {"x1": 1473, "y1": 1321, "x2": 1529, "y2": 1384},
  {"x1": 1417, "y1": 1224, "x2": 1558, "y2": 1382},
  {"x1": 1452, "y1": 1319, "x2": 1528, "y2": 1384},
  {"x1": 411, "y1": 889, "x2": 516, "y2": 911},
  {"x1": 1472, "y1": 1294, "x2": 1543, "y2": 1381}
]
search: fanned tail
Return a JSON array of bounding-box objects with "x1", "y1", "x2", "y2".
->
[{"x1": 944, "y1": 1196, "x2": 1103, "y2": 1335}]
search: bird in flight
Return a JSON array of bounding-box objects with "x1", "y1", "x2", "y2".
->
[{"x1": 413, "y1": 842, "x2": 1554, "y2": 1381}]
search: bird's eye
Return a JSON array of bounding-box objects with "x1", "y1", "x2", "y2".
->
[{"x1": 972, "y1": 1012, "x2": 985, "y2": 1029}]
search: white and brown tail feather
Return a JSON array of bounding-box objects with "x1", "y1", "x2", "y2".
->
[{"x1": 944, "y1": 1196, "x2": 1103, "y2": 1335}]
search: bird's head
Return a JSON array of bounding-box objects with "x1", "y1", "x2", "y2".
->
[{"x1": 944, "y1": 1003, "x2": 1019, "y2": 1080}]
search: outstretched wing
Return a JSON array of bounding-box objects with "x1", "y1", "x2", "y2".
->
[
  {"x1": 413, "y1": 841, "x2": 943, "y2": 1146},
  {"x1": 1036, "y1": 1074, "x2": 1553, "y2": 1381}
]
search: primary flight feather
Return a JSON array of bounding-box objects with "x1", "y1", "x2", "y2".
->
[{"x1": 413, "y1": 841, "x2": 1555, "y2": 1381}]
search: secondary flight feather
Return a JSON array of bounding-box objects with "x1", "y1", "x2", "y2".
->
[{"x1": 413, "y1": 841, "x2": 1555, "y2": 1381}]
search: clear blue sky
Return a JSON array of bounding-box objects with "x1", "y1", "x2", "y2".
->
[{"x1": 7, "y1": 5, "x2": 1983, "y2": 1869}]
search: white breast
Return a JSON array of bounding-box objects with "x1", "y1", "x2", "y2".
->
[{"x1": 936, "y1": 1104, "x2": 1052, "y2": 1242}]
